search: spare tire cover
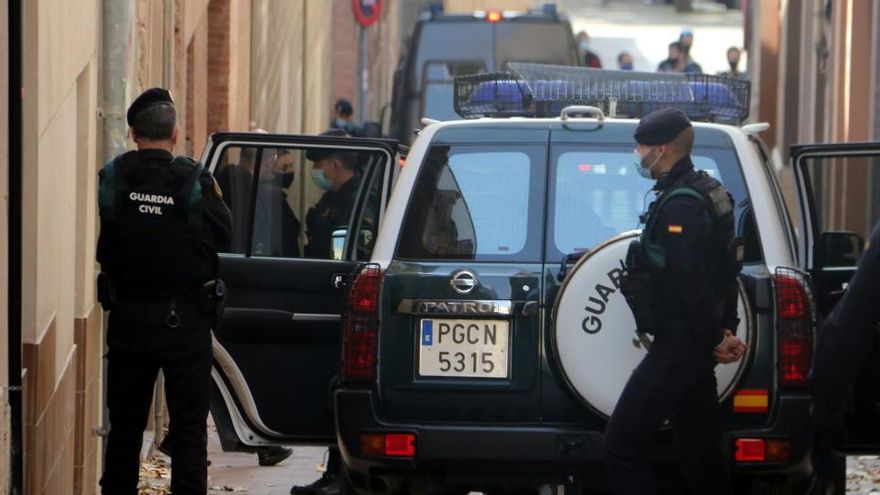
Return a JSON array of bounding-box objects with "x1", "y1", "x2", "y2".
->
[{"x1": 552, "y1": 231, "x2": 752, "y2": 418}]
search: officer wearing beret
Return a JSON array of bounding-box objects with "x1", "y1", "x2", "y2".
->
[
  {"x1": 605, "y1": 108, "x2": 746, "y2": 495},
  {"x1": 97, "y1": 88, "x2": 231, "y2": 495}
]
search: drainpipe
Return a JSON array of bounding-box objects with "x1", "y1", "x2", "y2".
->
[
  {"x1": 100, "y1": 0, "x2": 132, "y2": 459},
  {"x1": 8, "y1": 0, "x2": 23, "y2": 493},
  {"x1": 101, "y1": 0, "x2": 133, "y2": 161}
]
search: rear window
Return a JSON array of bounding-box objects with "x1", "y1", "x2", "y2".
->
[
  {"x1": 396, "y1": 144, "x2": 545, "y2": 262},
  {"x1": 548, "y1": 144, "x2": 759, "y2": 261}
]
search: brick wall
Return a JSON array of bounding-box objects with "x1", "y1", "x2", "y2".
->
[
  {"x1": 332, "y1": 0, "x2": 358, "y2": 117},
  {"x1": 207, "y1": 0, "x2": 231, "y2": 134}
]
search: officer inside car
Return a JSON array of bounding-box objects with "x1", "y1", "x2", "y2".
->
[
  {"x1": 606, "y1": 108, "x2": 747, "y2": 495},
  {"x1": 96, "y1": 88, "x2": 232, "y2": 495}
]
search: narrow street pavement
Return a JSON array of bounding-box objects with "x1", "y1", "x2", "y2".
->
[{"x1": 139, "y1": 422, "x2": 326, "y2": 495}]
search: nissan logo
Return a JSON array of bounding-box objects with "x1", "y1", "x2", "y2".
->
[{"x1": 450, "y1": 270, "x2": 479, "y2": 295}]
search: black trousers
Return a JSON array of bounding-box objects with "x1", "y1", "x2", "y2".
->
[
  {"x1": 100, "y1": 301, "x2": 213, "y2": 495},
  {"x1": 603, "y1": 329, "x2": 732, "y2": 495}
]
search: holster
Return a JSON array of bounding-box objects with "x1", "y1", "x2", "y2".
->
[
  {"x1": 620, "y1": 240, "x2": 658, "y2": 334},
  {"x1": 197, "y1": 279, "x2": 227, "y2": 325},
  {"x1": 96, "y1": 272, "x2": 118, "y2": 311}
]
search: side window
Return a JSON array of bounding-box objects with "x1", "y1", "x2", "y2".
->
[
  {"x1": 213, "y1": 144, "x2": 390, "y2": 261},
  {"x1": 549, "y1": 145, "x2": 757, "y2": 260},
  {"x1": 800, "y1": 154, "x2": 880, "y2": 241},
  {"x1": 353, "y1": 155, "x2": 385, "y2": 261},
  {"x1": 397, "y1": 145, "x2": 544, "y2": 262}
]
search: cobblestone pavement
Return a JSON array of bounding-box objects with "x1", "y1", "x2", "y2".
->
[
  {"x1": 138, "y1": 422, "x2": 326, "y2": 495},
  {"x1": 847, "y1": 456, "x2": 880, "y2": 494}
]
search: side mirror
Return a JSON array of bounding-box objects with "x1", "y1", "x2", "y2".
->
[
  {"x1": 331, "y1": 228, "x2": 347, "y2": 261},
  {"x1": 816, "y1": 231, "x2": 864, "y2": 268}
]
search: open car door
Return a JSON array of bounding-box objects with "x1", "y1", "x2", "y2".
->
[
  {"x1": 791, "y1": 142, "x2": 880, "y2": 453},
  {"x1": 201, "y1": 132, "x2": 396, "y2": 449}
]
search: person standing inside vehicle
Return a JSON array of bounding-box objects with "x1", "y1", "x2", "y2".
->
[
  {"x1": 811, "y1": 221, "x2": 880, "y2": 484},
  {"x1": 303, "y1": 130, "x2": 362, "y2": 260},
  {"x1": 605, "y1": 108, "x2": 746, "y2": 495},
  {"x1": 97, "y1": 88, "x2": 232, "y2": 495}
]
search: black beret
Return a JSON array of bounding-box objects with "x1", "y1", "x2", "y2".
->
[
  {"x1": 127, "y1": 87, "x2": 174, "y2": 126},
  {"x1": 633, "y1": 108, "x2": 692, "y2": 145},
  {"x1": 306, "y1": 128, "x2": 350, "y2": 161}
]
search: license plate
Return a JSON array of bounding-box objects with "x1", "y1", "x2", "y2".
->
[{"x1": 418, "y1": 319, "x2": 510, "y2": 378}]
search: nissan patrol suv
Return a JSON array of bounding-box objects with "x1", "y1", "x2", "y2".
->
[{"x1": 202, "y1": 64, "x2": 880, "y2": 494}]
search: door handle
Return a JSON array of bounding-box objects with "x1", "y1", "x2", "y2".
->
[
  {"x1": 521, "y1": 301, "x2": 539, "y2": 317},
  {"x1": 332, "y1": 273, "x2": 349, "y2": 290}
]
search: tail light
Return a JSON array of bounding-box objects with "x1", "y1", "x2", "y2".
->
[
  {"x1": 342, "y1": 264, "x2": 382, "y2": 382},
  {"x1": 734, "y1": 438, "x2": 791, "y2": 463},
  {"x1": 734, "y1": 438, "x2": 765, "y2": 462},
  {"x1": 773, "y1": 268, "x2": 814, "y2": 390}
]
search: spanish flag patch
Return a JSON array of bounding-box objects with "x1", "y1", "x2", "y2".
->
[
  {"x1": 667, "y1": 225, "x2": 683, "y2": 234},
  {"x1": 733, "y1": 389, "x2": 769, "y2": 413}
]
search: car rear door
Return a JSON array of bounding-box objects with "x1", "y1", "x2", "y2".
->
[
  {"x1": 203, "y1": 132, "x2": 396, "y2": 447},
  {"x1": 791, "y1": 142, "x2": 880, "y2": 451}
]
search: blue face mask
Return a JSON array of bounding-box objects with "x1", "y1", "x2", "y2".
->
[
  {"x1": 310, "y1": 169, "x2": 332, "y2": 190},
  {"x1": 633, "y1": 149, "x2": 662, "y2": 180},
  {"x1": 620, "y1": 63, "x2": 634, "y2": 70}
]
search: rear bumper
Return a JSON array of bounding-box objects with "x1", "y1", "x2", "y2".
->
[{"x1": 336, "y1": 389, "x2": 812, "y2": 489}]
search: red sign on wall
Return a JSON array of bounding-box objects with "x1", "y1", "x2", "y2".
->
[{"x1": 352, "y1": 0, "x2": 383, "y2": 27}]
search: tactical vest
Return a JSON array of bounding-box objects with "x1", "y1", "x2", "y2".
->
[
  {"x1": 641, "y1": 169, "x2": 742, "y2": 294},
  {"x1": 98, "y1": 152, "x2": 216, "y2": 299}
]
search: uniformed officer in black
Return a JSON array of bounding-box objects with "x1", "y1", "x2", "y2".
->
[
  {"x1": 811, "y1": 220, "x2": 880, "y2": 482},
  {"x1": 604, "y1": 108, "x2": 746, "y2": 495},
  {"x1": 97, "y1": 88, "x2": 232, "y2": 495},
  {"x1": 303, "y1": 129, "x2": 361, "y2": 260}
]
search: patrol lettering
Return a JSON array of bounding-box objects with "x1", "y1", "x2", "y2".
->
[{"x1": 581, "y1": 260, "x2": 628, "y2": 335}]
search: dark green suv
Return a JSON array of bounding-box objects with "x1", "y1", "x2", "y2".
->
[{"x1": 203, "y1": 76, "x2": 880, "y2": 494}]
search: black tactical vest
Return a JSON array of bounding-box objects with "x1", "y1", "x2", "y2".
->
[
  {"x1": 641, "y1": 169, "x2": 742, "y2": 294},
  {"x1": 98, "y1": 152, "x2": 216, "y2": 299}
]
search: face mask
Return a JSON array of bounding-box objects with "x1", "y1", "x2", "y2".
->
[
  {"x1": 579, "y1": 41, "x2": 590, "y2": 51},
  {"x1": 620, "y1": 63, "x2": 633, "y2": 70},
  {"x1": 310, "y1": 169, "x2": 332, "y2": 190},
  {"x1": 335, "y1": 119, "x2": 350, "y2": 129},
  {"x1": 277, "y1": 172, "x2": 294, "y2": 189},
  {"x1": 633, "y1": 148, "x2": 663, "y2": 179}
]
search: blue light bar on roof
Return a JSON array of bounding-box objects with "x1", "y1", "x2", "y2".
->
[{"x1": 454, "y1": 63, "x2": 751, "y2": 124}]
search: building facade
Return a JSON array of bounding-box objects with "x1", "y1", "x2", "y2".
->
[
  {"x1": 750, "y1": 0, "x2": 880, "y2": 238},
  {"x1": 2, "y1": 0, "x2": 403, "y2": 493}
]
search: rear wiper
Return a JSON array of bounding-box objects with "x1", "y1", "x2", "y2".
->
[{"x1": 557, "y1": 250, "x2": 590, "y2": 282}]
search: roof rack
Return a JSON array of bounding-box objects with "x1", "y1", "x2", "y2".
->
[{"x1": 453, "y1": 63, "x2": 751, "y2": 124}]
